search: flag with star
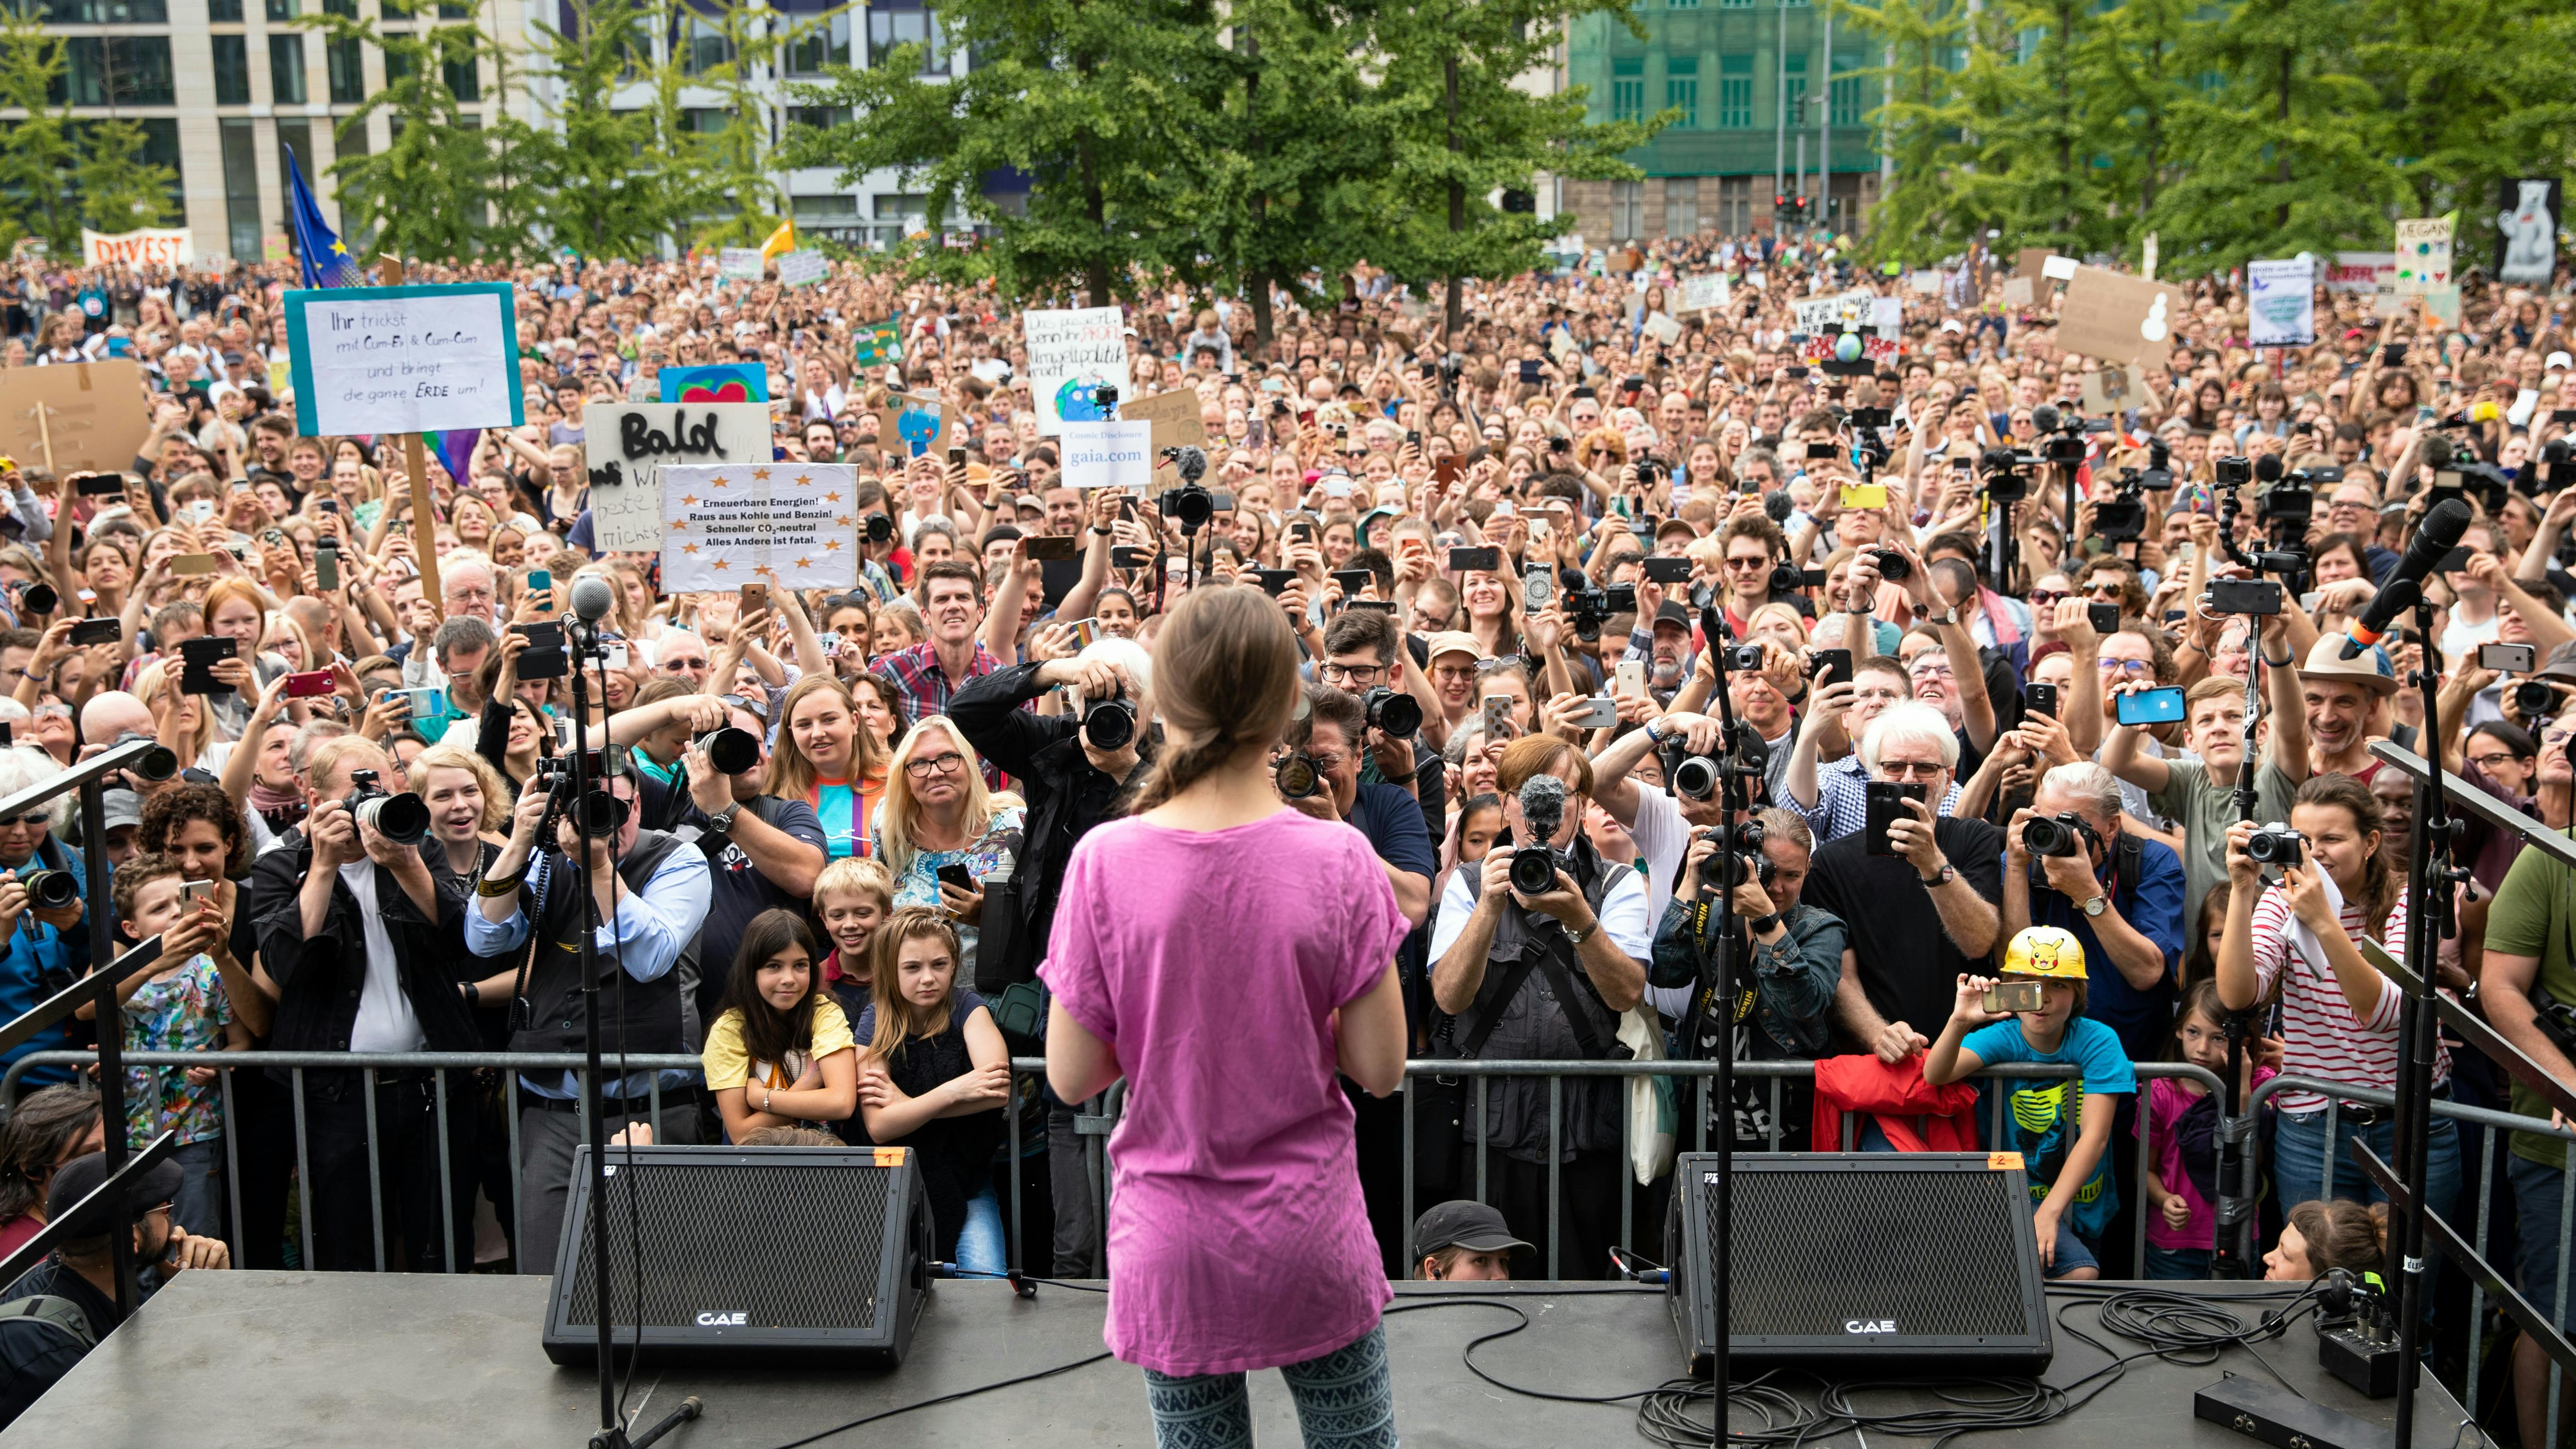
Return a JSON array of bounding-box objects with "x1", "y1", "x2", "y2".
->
[{"x1": 284, "y1": 145, "x2": 363, "y2": 289}]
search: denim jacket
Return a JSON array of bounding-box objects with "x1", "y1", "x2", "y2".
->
[{"x1": 1649, "y1": 896, "x2": 1843, "y2": 1058}]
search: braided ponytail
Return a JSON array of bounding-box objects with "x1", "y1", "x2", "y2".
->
[{"x1": 1124, "y1": 588, "x2": 1302, "y2": 817}]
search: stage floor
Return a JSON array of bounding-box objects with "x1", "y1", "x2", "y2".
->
[{"x1": 5, "y1": 1271, "x2": 2472, "y2": 1448}]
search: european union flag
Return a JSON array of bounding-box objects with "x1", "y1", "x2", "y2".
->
[{"x1": 284, "y1": 145, "x2": 362, "y2": 289}]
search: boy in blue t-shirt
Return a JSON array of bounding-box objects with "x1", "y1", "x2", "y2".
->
[{"x1": 1924, "y1": 926, "x2": 2136, "y2": 1280}]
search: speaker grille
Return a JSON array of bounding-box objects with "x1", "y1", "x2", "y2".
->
[
  {"x1": 1719, "y1": 1162, "x2": 2031, "y2": 1338},
  {"x1": 561, "y1": 1158, "x2": 890, "y2": 1331}
]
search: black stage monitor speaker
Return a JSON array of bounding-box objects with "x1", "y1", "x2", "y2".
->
[
  {"x1": 543, "y1": 1144, "x2": 932, "y2": 1368},
  {"x1": 1666, "y1": 1151, "x2": 2054, "y2": 1376}
]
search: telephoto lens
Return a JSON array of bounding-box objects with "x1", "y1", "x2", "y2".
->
[
  {"x1": 2245, "y1": 824, "x2": 2306, "y2": 865},
  {"x1": 2515, "y1": 680, "x2": 2560, "y2": 718},
  {"x1": 1362, "y1": 685, "x2": 1423, "y2": 738},
  {"x1": 112, "y1": 731, "x2": 177, "y2": 782},
  {"x1": 344, "y1": 768, "x2": 431, "y2": 846},
  {"x1": 1081, "y1": 696, "x2": 1137, "y2": 750},
  {"x1": 696, "y1": 726, "x2": 760, "y2": 776},
  {"x1": 1668, "y1": 753, "x2": 1718, "y2": 801},
  {"x1": 18, "y1": 869, "x2": 76, "y2": 911},
  {"x1": 2019, "y1": 813, "x2": 2085, "y2": 857},
  {"x1": 1871, "y1": 548, "x2": 1912, "y2": 584},
  {"x1": 1274, "y1": 753, "x2": 1320, "y2": 800},
  {"x1": 20, "y1": 583, "x2": 56, "y2": 616},
  {"x1": 574, "y1": 789, "x2": 629, "y2": 839}
]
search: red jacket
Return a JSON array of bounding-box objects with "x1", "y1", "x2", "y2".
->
[{"x1": 1811, "y1": 1054, "x2": 1982, "y2": 1153}]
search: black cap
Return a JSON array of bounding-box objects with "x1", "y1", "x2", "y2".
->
[
  {"x1": 46, "y1": 1151, "x2": 182, "y2": 1230},
  {"x1": 1652, "y1": 600, "x2": 1692, "y2": 631},
  {"x1": 1412, "y1": 1200, "x2": 1532, "y2": 1260},
  {"x1": 2542, "y1": 641, "x2": 2576, "y2": 684}
]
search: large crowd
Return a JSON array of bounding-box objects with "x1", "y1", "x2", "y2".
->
[{"x1": 0, "y1": 235, "x2": 2568, "y2": 1432}]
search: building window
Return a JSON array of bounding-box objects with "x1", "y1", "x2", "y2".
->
[
  {"x1": 442, "y1": 51, "x2": 476, "y2": 100},
  {"x1": 791, "y1": 193, "x2": 859, "y2": 221},
  {"x1": 212, "y1": 33, "x2": 251, "y2": 105},
  {"x1": 679, "y1": 107, "x2": 728, "y2": 134},
  {"x1": 327, "y1": 36, "x2": 363, "y2": 102},
  {"x1": 1830, "y1": 52, "x2": 1866, "y2": 126},
  {"x1": 1719, "y1": 0, "x2": 1755, "y2": 10},
  {"x1": 1665, "y1": 54, "x2": 1697, "y2": 127},
  {"x1": 383, "y1": 42, "x2": 412, "y2": 81},
  {"x1": 61, "y1": 37, "x2": 174, "y2": 106},
  {"x1": 787, "y1": 104, "x2": 848, "y2": 131},
  {"x1": 278, "y1": 118, "x2": 312, "y2": 184},
  {"x1": 207, "y1": 0, "x2": 241, "y2": 17},
  {"x1": 1665, "y1": 177, "x2": 1700, "y2": 233},
  {"x1": 1609, "y1": 179, "x2": 1642, "y2": 241},
  {"x1": 322, "y1": 0, "x2": 354, "y2": 14},
  {"x1": 1783, "y1": 51, "x2": 1807, "y2": 124},
  {"x1": 269, "y1": 33, "x2": 307, "y2": 104},
  {"x1": 264, "y1": 0, "x2": 295, "y2": 18},
  {"x1": 784, "y1": 11, "x2": 849, "y2": 75},
  {"x1": 1718, "y1": 175, "x2": 1753, "y2": 233},
  {"x1": 1718, "y1": 53, "x2": 1752, "y2": 128},
  {"x1": 35, "y1": 0, "x2": 169, "y2": 20},
  {"x1": 679, "y1": 15, "x2": 730, "y2": 76},
  {"x1": 1610, "y1": 55, "x2": 1643, "y2": 123},
  {"x1": 865, "y1": 8, "x2": 946, "y2": 74},
  {"x1": 221, "y1": 117, "x2": 260, "y2": 262}
]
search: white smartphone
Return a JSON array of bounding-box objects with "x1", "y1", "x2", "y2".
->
[
  {"x1": 604, "y1": 643, "x2": 630, "y2": 671},
  {"x1": 1616, "y1": 660, "x2": 1646, "y2": 696}
]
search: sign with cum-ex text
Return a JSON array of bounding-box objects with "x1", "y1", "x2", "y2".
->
[
  {"x1": 660, "y1": 463, "x2": 861, "y2": 595},
  {"x1": 282, "y1": 282, "x2": 523, "y2": 438}
]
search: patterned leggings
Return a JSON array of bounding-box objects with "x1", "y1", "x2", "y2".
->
[{"x1": 1141, "y1": 1323, "x2": 1398, "y2": 1449}]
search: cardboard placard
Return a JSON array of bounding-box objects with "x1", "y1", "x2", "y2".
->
[
  {"x1": 2055, "y1": 266, "x2": 2187, "y2": 367},
  {"x1": 1025, "y1": 306, "x2": 1129, "y2": 435},
  {"x1": 2141, "y1": 232, "x2": 2159, "y2": 281},
  {"x1": 877, "y1": 391, "x2": 951, "y2": 460},
  {"x1": 2394, "y1": 218, "x2": 2451, "y2": 294},
  {"x1": 1791, "y1": 289, "x2": 1873, "y2": 335},
  {"x1": 584, "y1": 402, "x2": 772, "y2": 554},
  {"x1": 776, "y1": 250, "x2": 829, "y2": 288},
  {"x1": 2246, "y1": 257, "x2": 2316, "y2": 347},
  {"x1": 0, "y1": 358, "x2": 150, "y2": 473},
  {"x1": 1642, "y1": 311, "x2": 1683, "y2": 345},
  {"x1": 2016, "y1": 248, "x2": 2056, "y2": 282},
  {"x1": 660, "y1": 463, "x2": 861, "y2": 595},
  {"x1": 1121, "y1": 389, "x2": 1209, "y2": 455},
  {"x1": 281, "y1": 282, "x2": 524, "y2": 438},
  {"x1": 2079, "y1": 367, "x2": 2138, "y2": 416},
  {"x1": 660, "y1": 363, "x2": 768, "y2": 405},
  {"x1": 261, "y1": 234, "x2": 291, "y2": 263},
  {"x1": 82, "y1": 227, "x2": 193, "y2": 268},
  {"x1": 2422, "y1": 284, "x2": 2462, "y2": 328},
  {"x1": 1998, "y1": 276, "x2": 2036, "y2": 309},
  {"x1": 2497, "y1": 179, "x2": 2562, "y2": 286},
  {"x1": 1677, "y1": 273, "x2": 1730, "y2": 315},
  {"x1": 1908, "y1": 269, "x2": 1943, "y2": 295},
  {"x1": 2040, "y1": 254, "x2": 2079, "y2": 282},
  {"x1": 853, "y1": 319, "x2": 901, "y2": 370},
  {"x1": 1058, "y1": 420, "x2": 1153, "y2": 489}
]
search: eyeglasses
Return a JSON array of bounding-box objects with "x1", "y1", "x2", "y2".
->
[
  {"x1": 2467, "y1": 751, "x2": 2524, "y2": 771},
  {"x1": 1305, "y1": 751, "x2": 1348, "y2": 773},
  {"x1": 2083, "y1": 583, "x2": 2126, "y2": 599},
  {"x1": 1432, "y1": 665, "x2": 1481, "y2": 684},
  {"x1": 1876, "y1": 761, "x2": 1946, "y2": 781},
  {"x1": 1905, "y1": 659, "x2": 1954, "y2": 679},
  {"x1": 2098, "y1": 657, "x2": 2155, "y2": 676},
  {"x1": 1319, "y1": 662, "x2": 1385, "y2": 684},
  {"x1": 2028, "y1": 590, "x2": 2070, "y2": 607},
  {"x1": 1724, "y1": 556, "x2": 1771, "y2": 572},
  {"x1": 719, "y1": 692, "x2": 770, "y2": 722},
  {"x1": 905, "y1": 752, "x2": 967, "y2": 778},
  {"x1": 0, "y1": 813, "x2": 49, "y2": 827}
]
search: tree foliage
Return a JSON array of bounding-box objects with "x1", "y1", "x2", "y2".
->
[{"x1": 0, "y1": 13, "x2": 176, "y2": 256}]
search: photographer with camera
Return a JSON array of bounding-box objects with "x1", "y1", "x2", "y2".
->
[
  {"x1": 2000, "y1": 762, "x2": 2186, "y2": 1065},
  {"x1": 1650, "y1": 807, "x2": 1842, "y2": 1149},
  {"x1": 246, "y1": 736, "x2": 479, "y2": 1271},
  {"x1": 1427, "y1": 736, "x2": 1649, "y2": 1279},
  {"x1": 1314, "y1": 609, "x2": 1446, "y2": 843},
  {"x1": 0, "y1": 752, "x2": 88, "y2": 1090},
  {"x1": 466, "y1": 757, "x2": 712, "y2": 1275},
  {"x1": 2103, "y1": 656, "x2": 2310, "y2": 934},
  {"x1": 662, "y1": 693, "x2": 827, "y2": 1030}
]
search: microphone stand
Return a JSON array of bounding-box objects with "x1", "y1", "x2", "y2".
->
[
  {"x1": 2204, "y1": 484, "x2": 2269, "y2": 1279},
  {"x1": 2388, "y1": 588, "x2": 2459, "y2": 1449},
  {"x1": 564, "y1": 609, "x2": 701, "y2": 1449}
]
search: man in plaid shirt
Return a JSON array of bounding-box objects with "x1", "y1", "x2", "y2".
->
[{"x1": 875, "y1": 558, "x2": 1009, "y2": 789}]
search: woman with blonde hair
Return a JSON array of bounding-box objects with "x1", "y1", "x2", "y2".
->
[
  {"x1": 872, "y1": 715, "x2": 1024, "y2": 919},
  {"x1": 764, "y1": 673, "x2": 888, "y2": 862}
]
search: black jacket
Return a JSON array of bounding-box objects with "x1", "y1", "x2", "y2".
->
[
  {"x1": 249, "y1": 829, "x2": 483, "y2": 1077},
  {"x1": 950, "y1": 661, "x2": 1149, "y2": 986},
  {"x1": 0, "y1": 1254, "x2": 114, "y2": 1428}
]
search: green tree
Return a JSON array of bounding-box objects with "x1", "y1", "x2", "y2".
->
[
  {"x1": 301, "y1": 0, "x2": 521, "y2": 259},
  {"x1": 0, "y1": 15, "x2": 81, "y2": 257},
  {"x1": 517, "y1": 0, "x2": 688, "y2": 260},
  {"x1": 2080, "y1": 0, "x2": 2195, "y2": 238},
  {"x1": 1835, "y1": 0, "x2": 1974, "y2": 264},
  {"x1": 1371, "y1": 0, "x2": 1663, "y2": 338},
  {"x1": 2357, "y1": 0, "x2": 2576, "y2": 261},
  {"x1": 784, "y1": 0, "x2": 1216, "y2": 305},
  {"x1": 75, "y1": 116, "x2": 177, "y2": 234}
]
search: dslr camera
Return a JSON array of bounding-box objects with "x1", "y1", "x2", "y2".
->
[
  {"x1": 1274, "y1": 751, "x2": 1321, "y2": 800},
  {"x1": 1558, "y1": 576, "x2": 1636, "y2": 643},
  {"x1": 2245, "y1": 823, "x2": 2306, "y2": 866},
  {"x1": 343, "y1": 767, "x2": 431, "y2": 846},
  {"x1": 2019, "y1": 811, "x2": 2095, "y2": 859},
  {"x1": 1704, "y1": 820, "x2": 1774, "y2": 892},
  {"x1": 1080, "y1": 686, "x2": 1139, "y2": 750},
  {"x1": 1360, "y1": 685, "x2": 1422, "y2": 738},
  {"x1": 2514, "y1": 679, "x2": 2561, "y2": 718}
]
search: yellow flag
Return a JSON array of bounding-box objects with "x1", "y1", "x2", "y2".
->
[{"x1": 760, "y1": 217, "x2": 795, "y2": 262}]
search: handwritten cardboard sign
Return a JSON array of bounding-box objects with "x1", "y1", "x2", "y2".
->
[
  {"x1": 2055, "y1": 267, "x2": 2187, "y2": 368},
  {"x1": 1026, "y1": 306, "x2": 1129, "y2": 435},
  {"x1": 585, "y1": 402, "x2": 772, "y2": 554},
  {"x1": 281, "y1": 282, "x2": 524, "y2": 438},
  {"x1": 82, "y1": 227, "x2": 192, "y2": 268},
  {"x1": 877, "y1": 391, "x2": 951, "y2": 460},
  {"x1": 0, "y1": 358, "x2": 150, "y2": 473},
  {"x1": 2395, "y1": 218, "x2": 2452, "y2": 294},
  {"x1": 1120, "y1": 389, "x2": 1209, "y2": 455}
]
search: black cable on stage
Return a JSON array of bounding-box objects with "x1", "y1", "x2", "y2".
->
[{"x1": 749, "y1": 1347, "x2": 1119, "y2": 1449}]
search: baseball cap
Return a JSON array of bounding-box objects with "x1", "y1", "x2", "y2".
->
[
  {"x1": 1412, "y1": 1200, "x2": 1532, "y2": 1261},
  {"x1": 2540, "y1": 641, "x2": 2576, "y2": 684},
  {"x1": 2549, "y1": 351, "x2": 2572, "y2": 373},
  {"x1": 47, "y1": 1151, "x2": 183, "y2": 1230},
  {"x1": 1652, "y1": 600, "x2": 1692, "y2": 631},
  {"x1": 100, "y1": 788, "x2": 143, "y2": 833},
  {"x1": 1423, "y1": 631, "x2": 1483, "y2": 664},
  {"x1": 1653, "y1": 517, "x2": 1700, "y2": 544}
]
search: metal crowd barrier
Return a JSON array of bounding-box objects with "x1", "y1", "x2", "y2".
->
[{"x1": 2237, "y1": 1071, "x2": 2576, "y2": 1432}]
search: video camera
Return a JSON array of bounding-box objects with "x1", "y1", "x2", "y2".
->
[
  {"x1": 1156, "y1": 444, "x2": 1232, "y2": 533},
  {"x1": 1980, "y1": 446, "x2": 2038, "y2": 503},
  {"x1": 1557, "y1": 570, "x2": 1636, "y2": 643},
  {"x1": 2031, "y1": 404, "x2": 2090, "y2": 467},
  {"x1": 1505, "y1": 775, "x2": 1571, "y2": 896},
  {"x1": 533, "y1": 747, "x2": 630, "y2": 840}
]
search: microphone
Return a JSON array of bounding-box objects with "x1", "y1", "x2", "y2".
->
[
  {"x1": 2031, "y1": 403, "x2": 2060, "y2": 433},
  {"x1": 2339, "y1": 498, "x2": 2471, "y2": 658},
  {"x1": 2253, "y1": 453, "x2": 2284, "y2": 485},
  {"x1": 1762, "y1": 489, "x2": 1794, "y2": 523},
  {"x1": 2420, "y1": 432, "x2": 2454, "y2": 470},
  {"x1": 571, "y1": 575, "x2": 616, "y2": 625}
]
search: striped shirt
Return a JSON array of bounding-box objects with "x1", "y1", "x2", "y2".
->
[
  {"x1": 2247, "y1": 886, "x2": 2447, "y2": 1112},
  {"x1": 1796, "y1": 752, "x2": 1964, "y2": 844}
]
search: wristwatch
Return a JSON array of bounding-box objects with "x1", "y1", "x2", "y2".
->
[
  {"x1": 1563, "y1": 918, "x2": 1601, "y2": 948},
  {"x1": 1747, "y1": 912, "x2": 1783, "y2": 935},
  {"x1": 2080, "y1": 891, "x2": 2109, "y2": 918},
  {"x1": 1918, "y1": 862, "x2": 1955, "y2": 888},
  {"x1": 704, "y1": 802, "x2": 742, "y2": 835}
]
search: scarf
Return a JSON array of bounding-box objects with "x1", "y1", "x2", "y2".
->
[{"x1": 249, "y1": 780, "x2": 306, "y2": 829}]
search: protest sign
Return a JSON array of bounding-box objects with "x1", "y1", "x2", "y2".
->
[
  {"x1": 82, "y1": 228, "x2": 192, "y2": 268},
  {"x1": 2497, "y1": 179, "x2": 2562, "y2": 285},
  {"x1": 1999, "y1": 277, "x2": 2035, "y2": 309},
  {"x1": 2080, "y1": 367, "x2": 2139, "y2": 416},
  {"x1": 660, "y1": 463, "x2": 861, "y2": 596},
  {"x1": 1121, "y1": 389, "x2": 1209, "y2": 455},
  {"x1": 2016, "y1": 248, "x2": 2056, "y2": 282},
  {"x1": 584, "y1": 402, "x2": 771, "y2": 554},
  {"x1": 1642, "y1": 311, "x2": 1684, "y2": 345},
  {"x1": 282, "y1": 282, "x2": 523, "y2": 438},
  {"x1": 1908, "y1": 270, "x2": 1943, "y2": 295},
  {"x1": 262, "y1": 234, "x2": 290, "y2": 263},
  {"x1": 2325, "y1": 253, "x2": 2396, "y2": 293},
  {"x1": 2142, "y1": 233, "x2": 2159, "y2": 281},
  {"x1": 717, "y1": 247, "x2": 764, "y2": 280},
  {"x1": 2246, "y1": 257, "x2": 2316, "y2": 347},
  {"x1": 2394, "y1": 218, "x2": 2451, "y2": 294},
  {"x1": 1790, "y1": 290, "x2": 1873, "y2": 335},
  {"x1": 2422, "y1": 284, "x2": 2463, "y2": 328},
  {"x1": 2040, "y1": 255, "x2": 2079, "y2": 282},
  {"x1": 0, "y1": 358, "x2": 150, "y2": 473},
  {"x1": 1058, "y1": 420, "x2": 1153, "y2": 490},
  {"x1": 853, "y1": 319, "x2": 902, "y2": 370},
  {"x1": 660, "y1": 363, "x2": 768, "y2": 405},
  {"x1": 877, "y1": 392, "x2": 951, "y2": 460},
  {"x1": 1677, "y1": 274, "x2": 1730, "y2": 315},
  {"x1": 1026, "y1": 306, "x2": 1129, "y2": 434},
  {"x1": 2056, "y1": 267, "x2": 2187, "y2": 367},
  {"x1": 776, "y1": 250, "x2": 829, "y2": 288}
]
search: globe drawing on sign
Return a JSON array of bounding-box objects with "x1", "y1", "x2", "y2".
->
[
  {"x1": 896, "y1": 402, "x2": 941, "y2": 456},
  {"x1": 1056, "y1": 377, "x2": 1111, "y2": 423},
  {"x1": 1833, "y1": 332, "x2": 1864, "y2": 364}
]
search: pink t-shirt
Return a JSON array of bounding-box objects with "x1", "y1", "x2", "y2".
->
[{"x1": 1040, "y1": 808, "x2": 1409, "y2": 1378}]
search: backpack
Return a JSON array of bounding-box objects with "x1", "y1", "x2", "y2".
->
[{"x1": 0, "y1": 1295, "x2": 94, "y2": 1352}]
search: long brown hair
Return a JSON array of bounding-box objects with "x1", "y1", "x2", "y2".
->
[
  {"x1": 1125, "y1": 586, "x2": 1301, "y2": 814},
  {"x1": 715, "y1": 910, "x2": 824, "y2": 1070},
  {"x1": 864, "y1": 907, "x2": 962, "y2": 1061},
  {"x1": 2293, "y1": 774, "x2": 2395, "y2": 939}
]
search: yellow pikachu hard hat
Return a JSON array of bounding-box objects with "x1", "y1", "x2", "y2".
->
[{"x1": 2001, "y1": 926, "x2": 2087, "y2": 981}]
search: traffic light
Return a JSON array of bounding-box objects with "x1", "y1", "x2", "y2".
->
[{"x1": 1773, "y1": 194, "x2": 1808, "y2": 223}]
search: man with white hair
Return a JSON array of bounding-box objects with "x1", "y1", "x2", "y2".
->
[
  {"x1": 1802, "y1": 701, "x2": 2004, "y2": 1064},
  {"x1": 2002, "y1": 761, "x2": 2186, "y2": 1064}
]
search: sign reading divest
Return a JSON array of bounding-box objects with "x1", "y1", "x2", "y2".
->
[
  {"x1": 1025, "y1": 306, "x2": 1128, "y2": 435},
  {"x1": 82, "y1": 228, "x2": 192, "y2": 268},
  {"x1": 660, "y1": 463, "x2": 861, "y2": 595},
  {"x1": 584, "y1": 402, "x2": 771, "y2": 553},
  {"x1": 282, "y1": 283, "x2": 523, "y2": 438}
]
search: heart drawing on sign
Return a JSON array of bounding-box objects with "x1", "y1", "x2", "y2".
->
[{"x1": 679, "y1": 381, "x2": 753, "y2": 404}]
